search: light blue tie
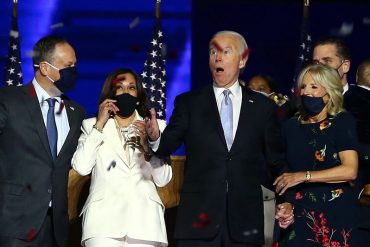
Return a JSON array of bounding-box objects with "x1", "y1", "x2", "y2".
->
[
  {"x1": 220, "y1": 89, "x2": 233, "y2": 150},
  {"x1": 46, "y1": 98, "x2": 58, "y2": 160}
]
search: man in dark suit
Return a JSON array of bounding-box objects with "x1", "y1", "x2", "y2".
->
[
  {"x1": 146, "y1": 31, "x2": 289, "y2": 247},
  {"x1": 0, "y1": 35, "x2": 85, "y2": 247},
  {"x1": 344, "y1": 59, "x2": 370, "y2": 245}
]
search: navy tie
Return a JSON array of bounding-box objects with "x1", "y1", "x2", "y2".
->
[
  {"x1": 46, "y1": 98, "x2": 58, "y2": 160},
  {"x1": 220, "y1": 89, "x2": 233, "y2": 150}
]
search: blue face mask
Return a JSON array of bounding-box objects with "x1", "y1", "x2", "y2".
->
[{"x1": 301, "y1": 94, "x2": 327, "y2": 116}]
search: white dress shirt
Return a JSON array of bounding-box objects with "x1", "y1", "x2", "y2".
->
[{"x1": 32, "y1": 78, "x2": 70, "y2": 154}]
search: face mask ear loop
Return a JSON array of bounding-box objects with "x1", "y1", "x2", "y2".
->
[{"x1": 44, "y1": 61, "x2": 60, "y2": 71}]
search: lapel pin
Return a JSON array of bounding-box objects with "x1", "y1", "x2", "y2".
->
[
  {"x1": 70, "y1": 106, "x2": 75, "y2": 111},
  {"x1": 249, "y1": 100, "x2": 254, "y2": 103}
]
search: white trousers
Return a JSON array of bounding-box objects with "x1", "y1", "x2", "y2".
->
[{"x1": 84, "y1": 236, "x2": 166, "y2": 247}]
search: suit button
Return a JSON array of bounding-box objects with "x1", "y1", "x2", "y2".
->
[{"x1": 47, "y1": 188, "x2": 52, "y2": 194}]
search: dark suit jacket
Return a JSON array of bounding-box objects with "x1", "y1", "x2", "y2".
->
[
  {"x1": 156, "y1": 84, "x2": 286, "y2": 245},
  {"x1": 344, "y1": 85, "x2": 370, "y2": 229},
  {"x1": 0, "y1": 83, "x2": 85, "y2": 246}
]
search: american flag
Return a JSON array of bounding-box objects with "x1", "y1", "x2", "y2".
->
[
  {"x1": 292, "y1": 0, "x2": 311, "y2": 95},
  {"x1": 141, "y1": 17, "x2": 167, "y2": 120},
  {"x1": 4, "y1": 1, "x2": 23, "y2": 87}
]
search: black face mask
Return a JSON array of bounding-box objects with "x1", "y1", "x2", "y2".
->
[
  {"x1": 301, "y1": 94, "x2": 327, "y2": 116},
  {"x1": 54, "y1": 66, "x2": 78, "y2": 93},
  {"x1": 113, "y1": 93, "x2": 138, "y2": 118}
]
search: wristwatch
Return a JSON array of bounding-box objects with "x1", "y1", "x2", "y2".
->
[
  {"x1": 92, "y1": 123, "x2": 103, "y2": 133},
  {"x1": 144, "y1": 150, "x2": 153, "y2": 162},
  {"x1": 305, "y1": 171, "x2": 311, "y2": 182}
]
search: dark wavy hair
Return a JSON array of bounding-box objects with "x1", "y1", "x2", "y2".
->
[{"x1": 99, "y1": 68, "x2": 150, "y2": 118}]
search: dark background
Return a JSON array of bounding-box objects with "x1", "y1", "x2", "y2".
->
[{"x1": 1, "y1": 0, "x2": 370, "y2": 122}]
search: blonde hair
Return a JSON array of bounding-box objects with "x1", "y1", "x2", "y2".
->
[{"x1": 297, "y1": 63, "x2": 344, "y2": 117}]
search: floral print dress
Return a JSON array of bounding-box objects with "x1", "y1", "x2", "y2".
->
[{"x1": 278, "y1": 112, "x2": 359, "y2": 247}]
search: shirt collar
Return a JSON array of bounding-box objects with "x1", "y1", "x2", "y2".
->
[
  {"x1": 213, "y1": 80, "x2": 242, "y2": 98},
  {"x1": 32, "y1": 78, "x2": 61, "y2": 104},
  {"x1": 358, "y1": 84, "x2": 370, "y2": 91},
  {"x1": 343, "y1": 83, "x2": 349, "y2": 94}
]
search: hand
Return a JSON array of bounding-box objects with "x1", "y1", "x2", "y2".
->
[
  {"x1": 273, "y1": 171, "x2": 305, "y2": 195},
  {"x1": 96, "y1": 99, "x2": 119, "y2": 130},
  {"x1": 275, "y1": 202, "x2": 294, "y2": 229},
  {"x1": 132, "y1": 120, "x2": 149, "y2": 153},
  {"x1": 145, "y1": 108, "x2": 160, "y2": 141}
]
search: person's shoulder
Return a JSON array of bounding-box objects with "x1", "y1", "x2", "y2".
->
[
  {"x1": 283, "y1": 116, "x2": 299, "y2": 128},
  {"x1": 62, "y1": 96, "x2": 86, "y2": 115},
  {"x1": 0, "y1": 85, "x2": 28, "y2": 103},
  {"x1": 82, "y1": 117, "x2": 97, "y2": 126},
  {"x1": 175, "y1": 85, "x2": 212, "y2": 102},
  {"x1": 0, "y1": 84, "x2": 26, "y2": 95},
  {"x1": 242, "y1": 86, "x2": 271, "y2": 102},
  {"x1": 331, "y1": 111, "x2": 355, "y2": 125}
]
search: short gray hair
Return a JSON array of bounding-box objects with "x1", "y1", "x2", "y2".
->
[{"x1": 212, "y1": 30, "x2": 248, "y2": 56}]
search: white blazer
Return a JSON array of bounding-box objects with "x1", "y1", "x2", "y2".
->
[{"x1": 72, "y1": 112, "x2": 172, "y2": 245}]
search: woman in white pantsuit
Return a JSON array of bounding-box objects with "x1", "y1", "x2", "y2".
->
[{"x1": 72, "y1": 68, "x2": 172, "y2": 247}]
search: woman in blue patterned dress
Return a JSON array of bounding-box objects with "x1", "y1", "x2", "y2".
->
[{"x1": 274, "y1": 63, "x2": 360, "y2": 247}]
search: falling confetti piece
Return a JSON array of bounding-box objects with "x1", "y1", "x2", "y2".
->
[
  {"x1": 129, "y1": 17, "x2": 140, "y2": 29},
  {"x1": 50, "y1": 22, "x2": 64, "y2": 29}
]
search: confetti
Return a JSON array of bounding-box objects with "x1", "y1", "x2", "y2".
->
[
  {"x1": 192, "y1": 212, "x2": 210, "y2": 229},
  {"x1": 50, "y1": 22, "x2": 64, "y2": 29},
  {"x1": 129, "y1": 17, "x2": 140, "y2": 29},
  {"x1": 26, "y1": 50, "x2": 39, "y2": 58},
  {"x1": 242, "y1": 48, "x2": 250, "y2": 60},
  {"x1": 26, "y1": 228, "x2": 37, "y2": 241},
  {"x1": 56, "y1": 102, "x2": 65, "y2": 115},
  {"x1": 107, "y1": 160, "x2": 116, "y2": 171}
]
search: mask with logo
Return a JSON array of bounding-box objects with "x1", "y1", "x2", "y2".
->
[
  {"x1": 35, "y1": 62, "x2": 78, "y2": 93},
  {"x1": 113, "y1": 93, "x2": 138, "y2": 118},
  {"x1": 301, "y1": 94, "x2": 328, "y2": 116}
]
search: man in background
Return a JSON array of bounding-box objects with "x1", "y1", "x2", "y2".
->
[
  {"x1": 344, "y1": 59, "x2": 370, "y2": 246},
  {"x1": 313, "y1": 37, "x2": 351, "y2": 94}
]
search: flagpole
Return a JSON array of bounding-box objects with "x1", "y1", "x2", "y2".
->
[
  {"x1": 12, "y1": 0, "x2": 18, "y2": 18},
  {"x1": 303, "y1": 0, "x2": 309, "y2": 18},
  {"x1": 156, "y1": 0, "x2": 161, "y2": 19}
]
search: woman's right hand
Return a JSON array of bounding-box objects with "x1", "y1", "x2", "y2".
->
[{"x1": 95, "y1": 99, "x2": 118, "y2": 130}]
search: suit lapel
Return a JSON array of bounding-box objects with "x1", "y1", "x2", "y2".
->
[
  {"x1": 103, "y1": 119, "x2": 131, "y2": 168},
  {"x1": 203, "y1": 85, "x2": 229, "y2": 150},
  {"x1": 57, "y1": 98, "x2": 78, "y2": 161},
  {"x1": 231, "y1": 87, "x2": 252, "y2": 151},
  {"x1": 21, "y1": 84, "x2": 53, "y2": 161}
]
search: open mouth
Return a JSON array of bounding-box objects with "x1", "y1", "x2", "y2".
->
[{"x1": 216, "y1": 67, "x2": 224, "y2": 73}]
